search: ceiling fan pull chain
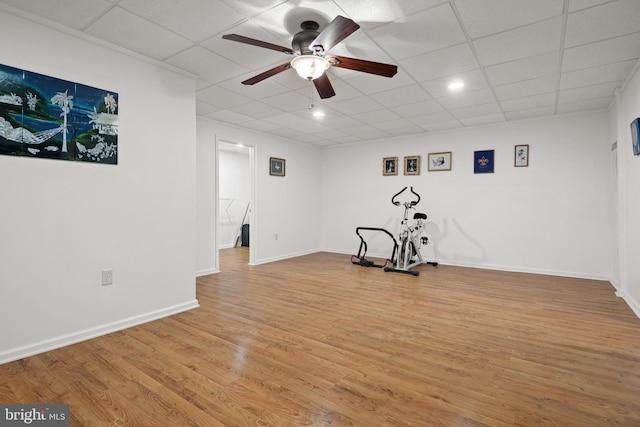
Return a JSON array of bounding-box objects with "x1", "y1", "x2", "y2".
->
[{"x1": 308, "y1": 81, "x2": 315, "y2": 110}]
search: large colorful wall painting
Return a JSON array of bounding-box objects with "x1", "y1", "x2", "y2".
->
[{"x1": 0, "y1": 63, "x2": 118, "y2": 164}]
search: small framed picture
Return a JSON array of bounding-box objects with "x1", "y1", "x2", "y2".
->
[
  {"x1": 383, "y1": 156, "x2": 398, "y2": 176},
  {"x1": 514, "y1": 144, "x2": 529, "y2": 167},
  {"x1": 269, "y1": 157, "x2": 285, "y2": 176},
  {"x1": 474, "y1": 150, "x2": 494, "y2": 174},
  {"x1": 404, "y1": 155, "x2": 420, "y2": 175},
  {"x1": 428, "y1": 152, "x2": 452, "y2": 171}
]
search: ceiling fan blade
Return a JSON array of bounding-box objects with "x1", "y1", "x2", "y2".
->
[
  {"x1": 327, "y1": 55, "x2": 398, "y2": 77},
  {"x1": 310, "y1": 16, "x2": 360, "y2": 53},
  {"x1": 242, "y1": 62, "x2": 291, "y2": 85},
  {"x1": 222, "y1": 34, "x2": 294, "y2": 55},
  {"x1": 313, "y1": 73, "x2": 336, "y2": 99}
]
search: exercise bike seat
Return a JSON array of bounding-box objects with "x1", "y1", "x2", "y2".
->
[{"x1": 414, "y1": 213, "x2": 427, "y2": 220}]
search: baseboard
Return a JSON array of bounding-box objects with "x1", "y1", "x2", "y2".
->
[
  {"x1": 616, "y1": 290, "x2": 640, "y2": 319},
  {"x1": 196, "y1": 267, "x2": 219, "y2": 277},
  {"x1": 251, "y1": 249, "x2": 319, "y2": 266},
  {"x1": 0, "y1": 300, "x2": 200, "y2": 365}
]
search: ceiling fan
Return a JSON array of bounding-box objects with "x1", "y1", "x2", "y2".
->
[{"x1": 222, "y1": 15, "x2": 398, "y2": 99}]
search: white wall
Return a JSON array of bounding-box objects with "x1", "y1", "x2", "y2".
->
[
  {"x1": 196, "y1": 118, "x2": 322, "y2": 274},
  {"x1": 321, "y1": 111, "x2": 613, "y2": 280},
  {"x1": 218, "y1": 146, "x2": 251, "y2": 248},
  {"x1": 612, "y1": 61, "x2": 640, "y2": 316},
  {"x1": 0, "y1": 11, "x2": 198, "y2": 363}
]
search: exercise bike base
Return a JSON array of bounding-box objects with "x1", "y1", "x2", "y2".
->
[{"x1": 383, "y1": 267, "x2": 420, "y2": 276}]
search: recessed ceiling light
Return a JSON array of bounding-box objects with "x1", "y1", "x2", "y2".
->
[
  {"x1": 448, "y1": 80, "x2": 465, "y2": 90},
  {"x1": 313, "y1": 111, "x2": 325, "y2": 118}
]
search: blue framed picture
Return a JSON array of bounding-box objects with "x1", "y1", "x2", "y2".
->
[
  {"x1": 270, "y1": 157, "x2": 285, "y2": 176},
  {"x1": 631, "y1": 118, "x2": 640, "y2": 156},
  {"x1": 474, "y1": 149, "x2": 494, "y2": 174}
]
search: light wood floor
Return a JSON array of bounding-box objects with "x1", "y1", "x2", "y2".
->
[{"x1": 2, "y1": 249, "x2": 640, "y2": 426}]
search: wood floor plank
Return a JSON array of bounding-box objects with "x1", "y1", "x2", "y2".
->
[{"x1": 1, "y1": 248, "x2": 640, "y2": 426}]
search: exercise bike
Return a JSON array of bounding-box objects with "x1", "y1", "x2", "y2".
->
[{"x1": 383, "y1": 186, "x2": 438, "y2": 276}]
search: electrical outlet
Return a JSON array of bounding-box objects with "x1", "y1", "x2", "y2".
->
[{"x1": 101, "y1": 269, "x2": 113, "y2": 286}]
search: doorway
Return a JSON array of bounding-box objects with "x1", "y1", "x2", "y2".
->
[{"x1": 217, "y1": 140, "x2": 255, "y2": 269}]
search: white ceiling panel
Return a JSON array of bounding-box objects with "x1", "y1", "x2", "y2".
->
[
  {"x1": 485, "y1": 51, "x2": 559, "y2": 86},
  {"x1": 85, "y1": 6, "x2": 194, "y2": 60},
  {"x1": 3, "y1": 0, "x2": 637, "y2": 146},
  {"x1": 165, "y1": 46, "x2": 250, "y2": 84},
  {"x1": 559, "y1": 60, "x2": 636, "y2": 90},
  {"x1": 367, "y1": 3, "x2": 466, "y2": 60},
  {"x1": 118, "y1": 0, "x2": 244, "y2": 42},
  {"x1": 400, "y1": 43, "x2": 480, "y2": 82},
  {"x1": 562, "y1": 32, "x2": 640, "y2": 72},
  {"x1": 473, "y1": 17, "x2": 562, "y2": 66},
  {"x1": 494, "y1": 75, "x2": 559, "y2": 101},
  {"x1": 564, "y1": 0, "x2": 640, "y2": 48},
  {"x1": 454, "y1": 0, "x2": 563, "y2": 38},
  {"x1": 0, "y1": 0, "x2": 112, "y2": 30}
]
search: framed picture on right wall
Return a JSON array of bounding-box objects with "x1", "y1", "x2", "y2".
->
[{"x1": 514, "y1": 144, "x2": 529, "y2": 167}]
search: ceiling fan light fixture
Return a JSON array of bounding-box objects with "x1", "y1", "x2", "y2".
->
[{"x1": 291, "y1": 55, "x2": 330, "y2": 80}]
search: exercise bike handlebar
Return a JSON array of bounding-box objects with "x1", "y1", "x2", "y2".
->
[{"x1": 391, "y1": 186, "x2": 421, "y2": 206}]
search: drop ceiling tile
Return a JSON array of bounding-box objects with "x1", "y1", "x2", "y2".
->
[
  {"x1": 565, "y1": 0, "x2": 640, "y2": 48},
  {"x1": 165, "y1": 46, "x2": 250, "y2": 84},
  {"x1": 392, "y1": 99, "x2": 444, "y2": 118},
  {"x1": 556, "y1": 97, "x2": 612, "y2": 114},
  {"x1": 568, "y1": 0, "x2": 611, "y2": 12},
  {"x1": 369, "y1": 84, "x2": 432, "y2": 108},
  {"x1": 560, "y1": 60, "x2": 636, "y2": 90},
  {"x1": 437, "y1": 87, "x2": 496, "y2": 110},
  {"x1": 204, "y1": 22, "x2": 293, "y2": 70},
  {"x1": 266, "y1": 127, "x2": 302, "y2": 139},
  {"x1": 449, "y1": 102, "x2": 502, "y2": 120},
  {"x1": 85, "y1": 6, "x2": 194, "y2": 60},
  {"x1": 196, "y1": 101, "x2": 222, "y2": 116},
  {"x1": 421, "y1": 121, "x2": 463, "y2": 132},
  {"x1": 500, "y1": 93, "x2": 556, "y2": 112},
  {"x1": 505, "y1": 105, "x2": 556, "y2": 121},
  {"x1": 218, "y1": 75, "x2": 291, "y2": 100},
  {"x1": 367, "y1": 3, "x2": 466, "y2": 60},
  {"x1": 485, "y1": 51, "x2": 559, "y2": 86},
  {"x1": 421, "y1": 69, "x2": 489, "y2": 99},
  {"x1": 197, "y1": 85, "x2": 253, "y2": 108},
  {"x1": 333, "y1": 0, "x2": 444, "y2": 28},
  {"x1": 454, "y1": 0, "x2": 563, "y2": 38},
  {"x1": 342, "y1": 70, "x2": 415, "y2": 95},
  {"x1": 407, "y1": 110, "x2": 457, "y2": 127},
  {"x1": 494, "y1": 75, "x2": 558, "y2": 101},
  {"x1": 562, "y1": 32, "x2": 640, "y2": 72},
  {"x1": 228, "y1": 101, "x2": 284, "y2": 120},
  {"x1": 219, "y1": 0, "x2": 287, "y2": 19},
  {"x1": 558, "y1": 81, "x2": 623, "y2": 104},
  {"x1": 206, "y1": 109, "x2": 254, "y2": 124},
  {"x1": 400, "y1": 43, "x2": 480, "y2": 82},
  {"x1": 341, "y1": 124, "x2": 391, "y2": 139},
  {"x1": 351, "y1": 108, "x2": 401, "y2": 124},
  {"x1": 474, "y1": 17, "x2": 562, "y2": 66},
  {"x1": 119, "y1": 0, "x2": 243, "y2": 42},
  {"x1": 329, "y1": 96, "x2": 385, "y2": 115},
  {"x1": 261, "y1": 91, "x2": 313, "y2": 112},
  {"x1": 238, "y1": 119, "x2": 281, "y2": 132},
  {"x1": 0, "y1": 0, "x2": 112, "y2": 29},
  {"x1": 459, "y1": 113, "x2": 505, "y2": 127}
]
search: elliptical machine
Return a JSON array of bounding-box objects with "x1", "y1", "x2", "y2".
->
[{"x1": 383, "y1": 186, "x2": 438, "y2": 276}]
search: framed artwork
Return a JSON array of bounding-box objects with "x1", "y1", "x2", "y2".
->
[
  {"x1": 404, "y1": 155, "x2": 420, "y2": 175},
  {"x1": 383, "y1": 156, "x2": 398, "y2": 176},
  {"x1": 428, "y1": 152, "x2": 452, "y2": 171},
  {"x1": 514, "y1": 144, "x2": 529, "y2": 167},
  {"x1": 0, "y1": 62, "x2": 118, "y2": 164},
  {"x1": 474, "y1": 150, "x2": 494, "y2": 174},
  {"x1": 631, "y1": 118, "x2": 640, "y2": 156},
  {"x1": 269, "y1": 157, "x2": 285, "y2": 176}
]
